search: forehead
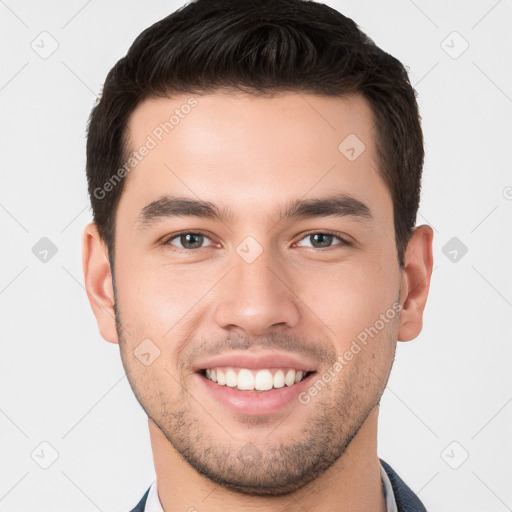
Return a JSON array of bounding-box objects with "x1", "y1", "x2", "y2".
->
[{"x1": 118, "y1": 92, "x2": 391, "y2": 227}]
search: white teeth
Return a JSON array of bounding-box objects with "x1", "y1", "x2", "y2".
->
[
  {"x1": 217, "y1": 369, "x2": 226, "y2": 385},
  {"x1": 225, "y1": 369, "x2": 237, "y2": 387},
  {"x1": 273, "y1": 369, "x2": 285, "y2": 388},
  {"x1": 285, "y1": 369, "x2": 295, "y2": 386},
  {"x1": 203, "y1": 367, "x2": 310, "y2": 391},
  {"x1": 237, "y1": 369, "x2": 255, "y2": 390},
  {"x1": 254, "y1": 369, "x2": 273, "y2": 391}
]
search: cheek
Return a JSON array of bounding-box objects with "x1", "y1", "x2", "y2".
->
[
  {"x1": 113, "y1": 255, "x2": 223, "y2": 341},
  {"x1": 120, "y1": 346, "x2": 186, "y2": 417},
  {"x1": 300, "y1": 256, "x2": 400, "y2": 347}
]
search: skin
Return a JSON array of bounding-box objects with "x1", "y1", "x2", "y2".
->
[{"x1": 83, "y1": 91, "x2": 433, "y2": 512}]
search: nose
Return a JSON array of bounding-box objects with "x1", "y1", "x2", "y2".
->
[{"x1": 213, "y1": 246, "x2": 301, "y2": 336}]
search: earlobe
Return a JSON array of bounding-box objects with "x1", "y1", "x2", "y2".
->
[
  {"x1": 82, "y1": 222, "x2": 119, "y2": 344},
  {"x1": 397, "y1": 225, "x2": 434, "y2": 342}
]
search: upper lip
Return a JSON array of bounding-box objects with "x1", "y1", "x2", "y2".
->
[{"x1": 192, "y1": 352, "x2": 317, "y2": 372}]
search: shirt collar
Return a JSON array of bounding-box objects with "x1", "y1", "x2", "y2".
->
[
  {"x1": 380, "y1": 460, "x2": 399, "y2": 512},
  {"x1": 144, "y1": 479, "x2": 163, "y2": 512}
]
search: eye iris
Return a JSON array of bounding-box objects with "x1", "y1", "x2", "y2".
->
[
  {"x1": 181, "y1": 233, "x2": 203, "y2": 249},
  {"x1": 311, "y1": 233, "x2": 333, "y2": 248}
]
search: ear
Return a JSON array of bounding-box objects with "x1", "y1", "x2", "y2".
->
[
  {"x1": 82, "y1": 222, "x2": 119, "y2": 344},
  {"x1": 397, "y1": 225, "x2": 434, "y2": 342}
]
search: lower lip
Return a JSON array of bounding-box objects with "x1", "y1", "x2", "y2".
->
[{"x1": 196, "y1": 371, "x2": 316, "y2": 416}]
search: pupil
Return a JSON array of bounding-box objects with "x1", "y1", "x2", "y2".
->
[
  {"x1": 312, "y1": 234, "x2": 332, "y2": 247},
  {"x1": 183, "y1": 234, "x2": 203, "y2": 249}
]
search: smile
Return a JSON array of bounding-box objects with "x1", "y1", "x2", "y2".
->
[
  {"x1": 201, "y1": 367, "x2": 313, "y2": 392},
  {"x1": 196, "y1": 366, "x2": 318, "y2": 416}
]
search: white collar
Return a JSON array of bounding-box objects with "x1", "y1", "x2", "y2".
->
[
  {"x1": 380, "y1": 461, "x2": 399, "y2": 512},
  {"x1": 144, "y1": 479, "x2": 163, "y2": 512}
]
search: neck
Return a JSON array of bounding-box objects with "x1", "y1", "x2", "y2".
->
[{"x1": 149, "y1": 405, "x2": 386, "y2": 512}]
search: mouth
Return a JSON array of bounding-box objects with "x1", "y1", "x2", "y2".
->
[
  {"x1": 192, "y1": 353, "x2": 319, "y2": 415},
  {"x1": 198, "y1": 367, "x2": 316, "y2": 392}
]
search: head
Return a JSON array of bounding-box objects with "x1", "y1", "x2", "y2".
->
[{"x1": 83, "y1": 0, "x2": 433, "y2": 497}]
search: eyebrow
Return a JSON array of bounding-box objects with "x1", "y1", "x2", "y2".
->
[{"x1": 135, "y1": 193, "x2": 373, "y2": 229}]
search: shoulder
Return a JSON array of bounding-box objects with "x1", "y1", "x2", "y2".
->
[{"x1": 380, "y1": 458, "x2": 428, "y2": 512}]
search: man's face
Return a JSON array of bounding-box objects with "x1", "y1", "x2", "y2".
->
[{"x1": 111, "y1": 92, "x2": 402, "y2": 494}]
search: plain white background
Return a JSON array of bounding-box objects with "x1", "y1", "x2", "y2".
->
[{"x1": 1, "y1": 1, "x2": 511, "y2": 511}]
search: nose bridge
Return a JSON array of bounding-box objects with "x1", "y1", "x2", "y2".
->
[{"x1": 213, "y1": 240, "x2": 301, "y2": 334}]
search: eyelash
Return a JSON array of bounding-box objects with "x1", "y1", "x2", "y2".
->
[{"x1": 161, "y1": 230, "x2": 352, "y2": 252}]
